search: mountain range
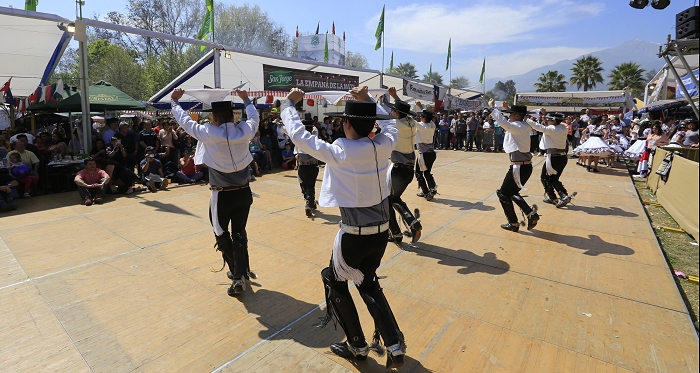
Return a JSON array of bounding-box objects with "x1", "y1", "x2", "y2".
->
[{"x1": 485, "y1": 40, "x2": 667, "y2": 93}]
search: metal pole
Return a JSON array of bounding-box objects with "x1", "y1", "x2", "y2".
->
[
  {"x1": 380, "y1": 30, "x2": 385, "y2": 88},
  {"x1": 663, "y1": 55, "x2": 700, "y2": 119},
  {"x1": 213, "y1": 49, "x2": 221, "y2": 89},
  {"x1": 77, "y1": 0, "x2": 91, "y2": 154}
]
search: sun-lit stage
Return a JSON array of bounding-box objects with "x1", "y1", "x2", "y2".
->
[{"x1": 1, "y1": 150, "x2": 697, "y2": 372}]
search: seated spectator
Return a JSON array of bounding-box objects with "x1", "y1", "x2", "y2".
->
[
  {"x1": 90, "y1": 138, "x2": 108, "y2": 158},
  {"x1": 94, "y1": 157, "x2": 138, "y2": 194},
  {"x1": 106, "y1": 136, "x2": 127, "y2": 166},
  {"x1": 74, "y1": 158, "x2": 110, "y2": 205},
  {"x1": 7, "y1": 152, "x2": 39, "y2": 198},
  {"x1": 103, "y1": 119, "x2": 119, "y2": 144},
  {"x1": 10, "y1": 127, "x2": 36, "y2": 145},
  {"x1": 646, "y1": 123, "x2": 669, "y2": 149},
  {"x1": 13, "y1": 134, "x2": 41, "y2": 157},
  {"x1": 140, "y1": 146, "x2": 168, "y2": 192},
  {"x1": 0, "y1": 168, "x2": 18, "y2": 211},
  {"x1": 684, "y1": 120, "x2": 698, "y2": 148},
  {"x1": 67, "y1": 128, "x2": 82, "y2": 155},
  {"x1": 319, "y1": 127, "x2": 332, "y2": 143},
  {"x1": 159, "y1": 119, "x2": 179, "y2": 164},
  {"x1": 7, "y1": 139, "x2": 40, "y2": 175},
  {"x1": 176, "y1": 147, "x2": 204, "y2": 183},
  {"x1": 0, "y1": 135, "x2": 8, "y2": 159},
  {"x1": 249, "y1": 135, "x2": 268, "y2": 173},
  {"x1": 281, "y1": 142, "x2": 296, "y2": 170}
]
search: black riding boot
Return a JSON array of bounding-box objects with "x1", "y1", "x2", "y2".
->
[
  {"x1": 359, "y1": 277, "x2": 406, "y2": 368},
  {"x1": 320, "y1": 268, "x2": 369, "y2": 360},
  {"x1": 392, "y1": 202, "x2": 422, "y2": 243},
  {"x1": 496, "y1": 189, "x2": 519, "y2": 230}
]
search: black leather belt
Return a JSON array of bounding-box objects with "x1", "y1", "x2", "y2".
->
[
  {"x1": 393, "y1": 163, "x2": 413, "y2": 169},
  {"x1": 210, "y1": 183, "x2": 249, "y2": 192}
]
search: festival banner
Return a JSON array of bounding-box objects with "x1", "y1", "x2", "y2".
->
[
  {"x1": 517, "y1": 94, "x2": 628, "y2": 108},
  {"x1": 676, "y1": 69, "x2": 699, "y2": 99},
  {"x1": 444, "y1": 94, "x2": 483, "y2": 110},
  {"x1": 263, "y1": 64, "x2": 358, "y2": 92},
  {"x1": 402, "y1": 79, "x2": 446, "y2": 101}
]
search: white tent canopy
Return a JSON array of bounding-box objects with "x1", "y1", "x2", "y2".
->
[
  {"x1": 150, "y1": 49, "x2": 482, "y2": 114},
  {"x1": 0, "y1": 9, "x2": 72, "y2": 96},
  {"x1": 645, "y1": 54, "x2": 699, "y2": 105}
]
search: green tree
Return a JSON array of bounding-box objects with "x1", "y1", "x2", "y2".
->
[
  {"x1": 423, "y1": 71, "x2": 444, "y2": 85},
  {"x1": 89, "y1": 42, "x2": 147, "y2": 100},
  {"x1": 534, "y1": 70, "x2": 567, "y2": 92},
  {"x1": 608, "y1": 62, "x2": 646, "y2": 97},
  {"x1": 214, "y1": 4, "x2": 294, "y2": 56},
  {"x1": 393, "y1": 62, "x2": 418, "y2": 79},
  {"x1": 450, "y1": 76, "x2": 470, "y2": 88},
  {"x1": 488, "y1": 80, "x2": 517, "y2": 103},
  {"x1": 345, "y1": 51, "x2": 370, "y2": 69},
  {"x1": 569, "y1": 55, "x2": 604, "y2": 91}
]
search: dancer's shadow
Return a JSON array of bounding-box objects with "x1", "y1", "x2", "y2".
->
[
  {"x1": 140, "y1": 200, "x2": 197, "y2": 217},
  {"x1": 309, "y1": 209, "x2": 341, "y2": 225},
  {"x1": 524, "y1": 231, "x2": 635, "y2": 256},
  {"x1": 401, "y1": 242, "x2": 509, "y2": 275},
  {"x1": 239, "y1": 289, "x2": 432, "y2": 372},
  {"x1": 565, "y1": 205, "x2": 639, "y2": 218},
  {"x1": 431, "y1": 198, "x2": 495, "y2": 211}
]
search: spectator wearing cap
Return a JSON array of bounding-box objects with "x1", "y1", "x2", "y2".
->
[
  {"x1": 138, "y1": 120, "x2": 159, "y2": 174},
  {"x1": 74, "y1": 158, "x2": 110, "y2": 205},
  {"x1": 140, "y1": 146, "x2": 168, "y2": 192}
]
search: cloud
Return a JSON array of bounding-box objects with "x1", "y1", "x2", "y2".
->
[
  {"x1": 453, "y1": 46, "x2": 603, "y2": 81},
  {"x1": 365, "y1": 1, "x2": 605, "y2": 53}
]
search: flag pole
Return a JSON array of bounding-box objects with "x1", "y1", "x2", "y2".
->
[{"x1": 381, "y1": 27, "x2": 385, "y2": 88}]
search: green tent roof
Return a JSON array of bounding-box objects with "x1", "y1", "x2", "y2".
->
[{"x1": 54, "y1": 80, "x2": 145, "y2": 112}]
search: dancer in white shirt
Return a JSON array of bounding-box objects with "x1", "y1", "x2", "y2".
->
[
  {"x1": 281, "y1": 86, "x2": 407, "y2": 368},
  {"x1": 526, "y1": 112, "x2": 572, "y2": 208}
]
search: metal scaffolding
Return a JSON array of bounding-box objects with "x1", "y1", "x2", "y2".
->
[{"x1": 658, "y1": 36, "x2": 699, "y2": 119}]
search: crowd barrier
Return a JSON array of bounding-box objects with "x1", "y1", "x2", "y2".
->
[{"x1": 647, "y1": 148, "x2": 699, "y2": 242}]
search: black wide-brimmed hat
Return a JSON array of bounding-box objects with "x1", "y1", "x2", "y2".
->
[
  {"x1": 386, "y1": 100, "x2": 416, "y2": 116},
  {"x1": 502, "y1": 105, "x2": 528, "y2": 115},
  {"x1": 419, "y1": 110, "x2": 434, "y2": 122},
  {"x1": 199, "y1": 101, "x2": 234, "y2": 112},
  {"x1": 544, "y1": 112, "x2": 565, "y2": 122},
  {"x1": 324, "y1": 101, "x2": 395, "y2": 121}
]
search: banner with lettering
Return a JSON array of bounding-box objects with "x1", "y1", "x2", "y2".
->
[
  {"x1": 444, "y1": 94, "x2": 483, "y2": 110},
  {"x1": 263, "y1": 64, "x2": 358, "y2": 92},
  {"x1": 676, "y1": 69, "x2": 699, "y2": 99},
  {"x1": 517, "y1": 94, "x2": 628, "y2": 108},
  {"x1": 402, "y1": 79, "x2": 446, "y2": 101}
]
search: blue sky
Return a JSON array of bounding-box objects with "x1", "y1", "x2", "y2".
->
[{"x1": 6, "y1": 0, "x2": 695, "y2": 87}]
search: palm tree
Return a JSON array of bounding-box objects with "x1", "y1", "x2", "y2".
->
[
  {"x1": 423, "y1": 71, "x2": 444, "y2": 84},
  {"x1": 534, "y1": 70, "x2": 567, "y2": 92},
  {"x1": 393, "y1": 62, "x2": 418, "y2": 79},
  {"x1": 450, "y1": 76, "x2": 470, "y2": 88},
  {"x1": 569, "y1": 55, "x2": 604, "y2": 91},
  {"x1": 608, "y1": 62, "x2": 646, "y2": 97}
]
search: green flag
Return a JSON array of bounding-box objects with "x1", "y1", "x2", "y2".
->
[
  {"x1": 428, "y1": 63, "x2": 432, "y2": 78},
  {"x1": 479, "y1": 59, "x2": 486, "y2": 84},
  {"x1": 445, "y1": 38, "x2": 451, "y2": 71},
  {"x1": 196, "y1": 0, "x2": 214, "y2": 51},
  {"x1": 24, "y1": 0, "x2": 38, "y2": 11},
  {"x1": 389, "y1": 51, "x2": 394, "y2": 72},
  {"x1": 324, "y1": 34, "x2": 329, "y2": 63},
  {"x1": 375, "y1": 5, "x2": 385, "y2": 51},
  {"x1": 315, "y1": 22, "x2": 320, "y2": 34}
]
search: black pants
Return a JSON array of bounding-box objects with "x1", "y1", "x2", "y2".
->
[
  {"x1": 455, "y1": 133, "x2": 466, "y2": 150},
  {"x1": 389, "y1": 165, "x2": 417, "y2": 235},
  {"x1": 415, "y1": 152, "x2": 436, "y2": 194},
  {"x1": 466, "y1": 131, "x2": 476, "y2": 150},
  {"x1": 322, "y1": 230, "x2": 402, "y2": 348},
  {"x1": 297, "y1": 164, "x2": 319, "y2": 205},
  {"x1": 541, "y1": 155, "x2": 568, "y2": 200},
  {"x1": 78, "y1": 185, "x2": 107, "y2": 200},
  {"x1": 209, "y1": 187, "x2": 253, "y2": 278},
  {"x1": 497, "y1": 164, "x2": 533, "y2": 224},
  {"x1": 529, "y1": 135, "x2": 539, "y2": 153}
]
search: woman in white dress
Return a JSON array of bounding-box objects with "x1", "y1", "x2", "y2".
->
[{"x1": 573, "y1": 116, "x2": 613, "y2": 173}]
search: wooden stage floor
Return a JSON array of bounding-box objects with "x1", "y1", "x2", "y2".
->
[{"x1": 1, "y1": 150, "x2": 698, "y2": 372}]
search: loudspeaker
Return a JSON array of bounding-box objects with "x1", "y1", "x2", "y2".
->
[
  {"x1": 676, "y1": 6, "x2": 699, "y2": 24},
  {"x1": 629, "y1": 0, "x2": 649, "y2": 9},
  {"x1": 676, "y1": 20, "x2": 700, "y2": 39},
  {"x1": 651, "y1": 0, "x2": 670, "y2": 10}
]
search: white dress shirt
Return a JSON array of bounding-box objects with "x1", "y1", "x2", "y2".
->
[
  {"x1": 281, "y1": 100, "x2": 397, "y2": 208},
  {"x1": 394, "y1": 116, "x2": 418, "y2": 154},
  {"x1": 171, "y1": 100, "x2": 259, "y2": 173},
  {"x1": 526, "y1": 119, "x2": 568, "y2": 150},
  {"x1": 414, "y1": 119, "x2": 435, "y2": 146},
  {"x1": 490, "y1": 109, "x2": 531, "y2": 154}
]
